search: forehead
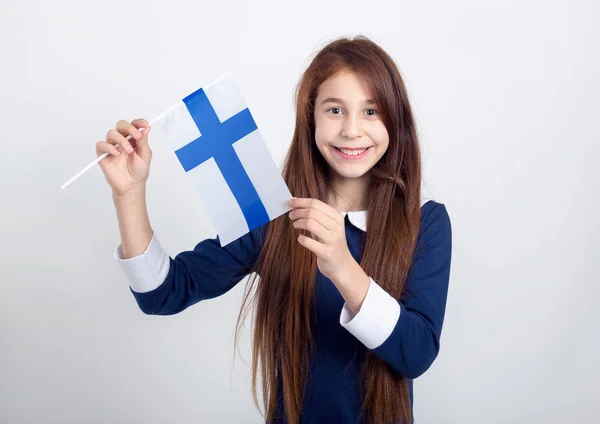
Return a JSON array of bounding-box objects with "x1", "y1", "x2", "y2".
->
[{"x1": 316, "y1": 71, "x2": 374, "y2": 100}]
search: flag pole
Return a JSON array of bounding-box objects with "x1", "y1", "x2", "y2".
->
[{"x1": 60, "y1": 103, "x2": 179, "y2": 190}]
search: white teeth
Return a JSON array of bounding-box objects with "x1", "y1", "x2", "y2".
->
[{"x1": 339, "y1": 148, "x2": 366, "y2": 156}]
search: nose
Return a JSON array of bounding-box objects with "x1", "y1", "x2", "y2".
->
[{"x1": 341, "y1": 115, "x2": 363, "y2": 139}]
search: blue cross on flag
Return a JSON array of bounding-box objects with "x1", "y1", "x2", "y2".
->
[{"x1": 155, "y1": 74, "x2": 292, "y2": 246}]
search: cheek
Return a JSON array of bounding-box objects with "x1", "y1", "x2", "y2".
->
[
  {"x1": 314, "y1": 125, "x2": 334, "y2": 151},
  {"x1": 379, "y1": 135, "x2": 390, "y2": 152},
  {"x1": 369, "y1": 124, "x2": 390, "y2": 150}
]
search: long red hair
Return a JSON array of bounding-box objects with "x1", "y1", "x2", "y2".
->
[{"x1": 235, "y1": 35, "x2": 422, "y2": 424}]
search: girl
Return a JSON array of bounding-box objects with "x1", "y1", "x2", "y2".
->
[{"x1": 97, "y1": 36, "x2": 452, "y2": 424}]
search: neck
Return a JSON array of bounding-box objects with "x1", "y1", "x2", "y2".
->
[{"x1": 327, "y1": 171, "x2": 371, "y2": 212}]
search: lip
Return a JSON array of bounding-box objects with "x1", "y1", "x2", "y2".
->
[{"x1": 332, "y1": 146, "x2": 372, "y2": 160}]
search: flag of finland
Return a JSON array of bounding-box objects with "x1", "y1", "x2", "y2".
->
[{"x1": 155, "y1": 75, "x2": 292, "y2": 246}]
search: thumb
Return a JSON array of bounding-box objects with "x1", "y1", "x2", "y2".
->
[{"x1": 132, "y1": 118, "x2": 152, "y2": 161}]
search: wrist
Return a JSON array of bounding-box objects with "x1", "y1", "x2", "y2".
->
[
  {"x1": 331, "y1": 258, "x2": 370, "y2": 315},
  {"x1": 112, "y1": 186, "x2": 146, "y2": 203},
  {"x1": 332, "y1": 257, "x2": 365, "y2": 289}
]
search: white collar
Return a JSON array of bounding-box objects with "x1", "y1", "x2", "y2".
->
[
  {"x1": 339, "y1": 196, "x2": 432, "y2": 232},
  {"x1": 339, "y1": 210, "x2": 368, "y2": 232}
]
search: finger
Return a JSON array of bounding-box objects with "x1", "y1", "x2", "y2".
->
[
  {"x1": 96, "y1": 141, "x2": 121, "y2": 157},
  {"x1": 293, "y1": 218, "x2": 331, "y2": 242},
  {"x1": 131, "y1": 119, "x2": 152, "y2": 161},
  {"x1": 288, "y1": 198, "x2": 342, "y2": 221},
  {"x1": 116, "y1": 119, "x2": 143, "y2": 140},
  {"x1": 297, "y1": 234, "x2": 325, "y2": 257},
  {"x1": 115, "y1": 120, "x2": 143, "y2": 151},
  {"x1": 131, "y1": 118, "x2": 148, "y2": 130},
  {"x1": 106, "y1": 128, "x2": 134, "y2": 154},
  {"x1": 289, "y1": 207, "x2": 338, "y2": 230}
]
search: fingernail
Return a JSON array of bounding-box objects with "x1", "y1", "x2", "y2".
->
[{"x1": 126, "y1": 146, "x2": 134, "y2": 153}]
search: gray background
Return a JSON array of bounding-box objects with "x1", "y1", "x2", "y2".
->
[{"x1": 1, "y1": 0, "x2": 598, "y2": 423}]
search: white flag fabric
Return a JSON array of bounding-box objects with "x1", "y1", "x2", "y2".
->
[{"x1": 155, "y1": 74, "x2": 292, "y2": 246}]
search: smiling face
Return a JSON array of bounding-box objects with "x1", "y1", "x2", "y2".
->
[{"x1": 313, "y1": 71, "x2": 390, "y2": 181}]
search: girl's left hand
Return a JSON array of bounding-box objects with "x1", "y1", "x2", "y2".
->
[{"x1": 288, "y1": 197, "x2": 356, "y2": 283}]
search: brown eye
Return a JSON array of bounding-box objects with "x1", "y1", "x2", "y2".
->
[
  {"x1": 328, "y1": 107, "x2": 342, "y2": 115},
  {"x1": 365, "y1": 109, "x2": 378, "y2": 116}
]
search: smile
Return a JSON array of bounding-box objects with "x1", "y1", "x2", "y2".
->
[{"x1": 333, "y1": 146, "x2": 372, "y2": 159}]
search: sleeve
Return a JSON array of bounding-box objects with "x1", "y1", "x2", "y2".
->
[
  {"x1": 114, "y1": 233, "x2": 171, "y2": 294},
  {"x1": 340, "y1": 202, "x2": 452, "y2": 379},
  {"x1": 114, "y1": 224, "x2": 268, "y2": 316},
  {"x1": 339, "y1": 278, "x2": 401, "y2": 349}
]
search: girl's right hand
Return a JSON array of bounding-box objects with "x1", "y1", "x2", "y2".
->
[{"x1": 96, "y1": 119, "x2": 152, "y2": 198}]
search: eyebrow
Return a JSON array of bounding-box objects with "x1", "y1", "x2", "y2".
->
[{"x1": 319, "y1": 97, "x2": 377, "y2": 106}]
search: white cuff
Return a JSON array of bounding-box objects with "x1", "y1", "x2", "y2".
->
[
  {"x1": 339, "y1": 277, "x2": 401, "y2": 349},
  {"x1": 113, "y1": 233, "x2": 170, "y2": 293}
]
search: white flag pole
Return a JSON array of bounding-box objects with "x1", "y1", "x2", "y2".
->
[{"x1": 60, "y1": 104, "x2": 179, "y2": 190}]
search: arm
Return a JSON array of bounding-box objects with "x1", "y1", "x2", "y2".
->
[
  {"x1": 340, "y1": 202, "x2": 452, "y2": 379},
  {"x1": 112, "y1": 187, "x2": 153, "y2": 259},
  {"x1": 113, "y1": 191, "x2": 267, "y2": 315}
]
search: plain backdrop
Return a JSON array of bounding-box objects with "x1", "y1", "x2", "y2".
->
[{"x1": 1, "y1": 0, "x2": 598, "y2": 423}]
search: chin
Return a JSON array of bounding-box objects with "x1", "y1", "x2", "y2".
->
[{"x1": 329, "y1": 164, "x2": 373, "y2": 179}]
